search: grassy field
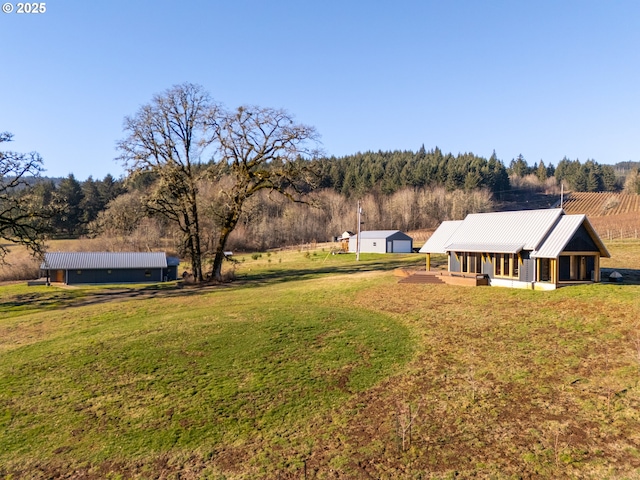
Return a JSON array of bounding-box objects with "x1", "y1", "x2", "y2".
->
[{"x1": 1, "y1": 244, "x2": 640, "y2": 478}]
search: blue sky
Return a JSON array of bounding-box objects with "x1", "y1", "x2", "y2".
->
[{"x1": 2, "y1": 0, "x2": 639, "y2": 180}]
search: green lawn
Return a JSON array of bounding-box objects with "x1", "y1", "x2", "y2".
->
[{"x1": 1, "y1": 247, "x2": 640, "y2": 478}]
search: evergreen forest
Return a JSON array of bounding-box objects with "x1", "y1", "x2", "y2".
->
[{"x1": 5, "y1": 146, "x2": 639, "y2": 260}]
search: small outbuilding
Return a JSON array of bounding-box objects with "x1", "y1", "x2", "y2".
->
[
  {"x1": 41, "y1": 252, "x2": 179, "y2": 285},
  {"x1": 349, "y1": 230, "x2": 413, "y2": 254}
]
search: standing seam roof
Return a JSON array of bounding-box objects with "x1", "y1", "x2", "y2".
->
[
  {"x1": 41, "y1": 252, "x2": 168, "y2": 270},
  {"x1": 357, "y1": 230, "x2": 408, "y2": 239},
  {"x1": 444, "y1": 209, "x2": 563, "y2": 251},
  {"x1": 419, "y1": 221, "x2": 463, "y2": 254},
  {"x1": 533, "y1": 215, "x2": 611, "y2": 258}
]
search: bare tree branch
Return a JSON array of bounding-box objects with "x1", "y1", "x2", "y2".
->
[
  {"x1": 117, "y1": 83, "x2": 220, "y2": 282},
  {"x1": 206, "y1": 105, "x2": 321, "y2": 281},
  {"x1": 0, "y1": 132, "x2": 52, "y2": 261}
]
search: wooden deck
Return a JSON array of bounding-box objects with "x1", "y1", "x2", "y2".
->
[{"x1": 396, "y1": 269, "x2": 489, "y2": 286}]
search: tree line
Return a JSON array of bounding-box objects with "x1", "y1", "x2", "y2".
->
[
  {"x1": 27, "y1": 174, "x2": 124, "y2": 236},
  {"x1": 507, "y1": 154, "x2": 622, "y2": 192},
  {"x1": 3, "y1": 83, "x2": 639, "y2": 282},
  {"x1": 312, "y1": 147, "x2": 511, "y2": 197}
]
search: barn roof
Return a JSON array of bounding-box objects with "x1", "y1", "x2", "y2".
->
[
  {"x1": 41, "y1": 252, "x2": 169, "y2": 270},
  {"x1": 357, "y1": 230, "x2": 411, "y2": 239}
]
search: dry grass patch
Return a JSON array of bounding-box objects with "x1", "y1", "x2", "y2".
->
[{"x1": 309, "y1": 281, "x2": 640, "y2": 478}]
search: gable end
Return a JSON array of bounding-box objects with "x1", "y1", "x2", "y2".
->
[{"x1": 563, "y1": 224, "x2": 600, "y2": 252}]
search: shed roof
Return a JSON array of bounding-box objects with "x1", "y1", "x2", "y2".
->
[
  {"x1": 42, "y1": 252, "x2": 169, "y2": 270},
  {"x1": 418, "y1": 221, "x2": 462, "y2": 254},
  {"x1": 533, "y1": 215, "x2": 610, "y2": 258},
  {"x1": 356, "y1": 230, "x2": 411, "y2": 240}
]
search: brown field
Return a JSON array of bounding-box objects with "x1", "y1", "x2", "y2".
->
[
  {"x1": 562, "y1": 192, "x2": 640, "y2": 217},
  {"x1": 560, "y1": 192, "x2": 640, "y2": 240}
]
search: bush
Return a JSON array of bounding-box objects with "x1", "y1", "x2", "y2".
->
[{"x1": 0, "y1": 246, "x2": 41, "y2": 281}]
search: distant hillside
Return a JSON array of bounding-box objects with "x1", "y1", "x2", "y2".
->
[
  {"x1": 561, "y1": 192, "x2": 640, "y2": 240},
  {"x1": 561, "y1": 192, "x2": 640, "y2": 217},
  {"x1": 495, "y1": 190, "x2": 561, "y2": 212}
]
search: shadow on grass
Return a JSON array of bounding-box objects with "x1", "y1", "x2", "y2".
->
[
  {"x1": 6, "y1": 258, "x2": 425, "y2": 313},
  {"x1": 601, "y1": 268, "x2": 640, "y2": 286},
  {"x1": 235, "y1": 258, "x2": 424, "y2": 286}
]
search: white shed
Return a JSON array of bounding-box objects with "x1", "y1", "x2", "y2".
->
[{"x1": 348, "y1": 230, "x2": 413, "y2": 254}]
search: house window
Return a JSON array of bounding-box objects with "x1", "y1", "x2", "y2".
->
[
  {"x1": 76, "y1": 270, "x2": 82, "y2": 275},
  {"x1": 539, "y1": 258, "x2": 551, "y2": 282},
  {"x1": 107, "y1": 270, "x2": 112, "y2": 274},
  {"x1": 373, "y1": 242, "x2": 377, "y2": 246},
  {"x1": 461, "y1": 253, "x2": 480, "y2": 274},
  {"x1": 144, "y1": 270, "x2": 151, "y2": 277},
  {"x1": 494, "y1": 254, "x2": 518, "y2": 278}
]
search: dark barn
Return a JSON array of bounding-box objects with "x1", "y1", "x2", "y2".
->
[{"x1": 41, "y1": 252, "x2": 179, "y2": 285}]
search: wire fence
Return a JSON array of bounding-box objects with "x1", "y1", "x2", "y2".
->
[{"x1": 599, "y1": 228, "x2": 640, "y2": 241}]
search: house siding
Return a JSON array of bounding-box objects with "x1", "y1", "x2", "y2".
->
[
  {"x1": 66, "y1": 268, "x2": 164, "y2": 284},
  {"x1": 358, "y1": 239, "x2": 387, "y2": 254},
  {"x1": 482, "y1": 256, "x2": 493, "y2": 277},
  {"x1": 521, "y1": 251, "x2": 535, "y2": 283},
  {"x1": 450, "y1": 253, "x2": 461, "y2": 272}
]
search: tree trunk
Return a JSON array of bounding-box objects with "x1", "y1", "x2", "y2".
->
[
  {"x1": 190, "y1": 196, "x2": 204, "y2": 282},
  {"x1": 211, "y1": 205, "x2": 242, "y2": 282},
  {"x1": 182, "y1": 207, "x2": 203, "y2": 282}
]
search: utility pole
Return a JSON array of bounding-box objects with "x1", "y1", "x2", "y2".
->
[
  {"x1": 356, "y1": 201, "x2": 362, "y2": 261},
  {"x1": 560, "y1": 183, "x2": 564, "y2": 209}
]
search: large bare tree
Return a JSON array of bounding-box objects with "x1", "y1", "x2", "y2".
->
[
  {"x1": 0, "y1": 132, "x2": 49, "y2": 260},
  {"x1": 118, "y1": 84, "x2": 320, "y2": 282},
  {"x1": 206, "y1": 105, "x2": 320, "y2": 281},
  {"x1": 117, "y1": 83, "x2": 218, "y2": 282}
]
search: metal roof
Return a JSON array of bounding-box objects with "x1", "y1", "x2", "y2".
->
[
  {"x1": 41, "y1": 252, "x2": 169, "y2": 270},
  {"x1": 443, "y1": 208, "x2": 563, "y2": 252},
  {"x1": 357, "y1": 230, "x2": 411, "y2": 239},
  {"x1": 446, "y1": 243, "x2": 525, "y2": 254},
  {"x1": 419, "y1": 221, "x2": 462, "y2": 254},
  {"x1": 418, "y1": 209, "x2": 610, "y2": 259},
  {"x1": 533, "y1": 215, "x2": 611, "y2": 258}
]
